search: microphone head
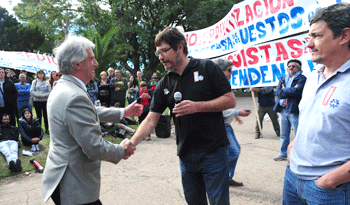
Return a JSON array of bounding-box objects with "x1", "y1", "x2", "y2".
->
[{"x1": 174, "y1": 91, "x2": 182, "y2": 102}]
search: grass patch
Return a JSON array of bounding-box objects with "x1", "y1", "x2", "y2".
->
[{"x1": 0, "y1": 133, "x2": 50, "y2": 180}]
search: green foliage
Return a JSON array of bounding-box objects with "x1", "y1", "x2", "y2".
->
[
  {"x1": 0, "y1": 6, "x2": 46, "y2": 52},
  {"x1": 13, "y1": 0, "x2": 243, "y2": 79},
  {"x1": 0, "y1": 7, "x2": 20, "y2": 51},
  {"x1": 181, "y1": 0, "x2": 241, "y2": 31},
  {"x1": 14, "y1": 0, "x2": 77, "y2": 37},
  {"x1": 84, "y1": 27, "x2": 134, "y2": 78},
  {"x1": 17, "y1": 25, "x2": 46, "y2": 52}
]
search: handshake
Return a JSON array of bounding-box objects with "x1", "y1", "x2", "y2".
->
[
  {"x1": 120, "y1": 138, "x2": 136, "y2": 160},
  {"x1": 118, "y1": 101, "x2": 144, "y2": 159}
]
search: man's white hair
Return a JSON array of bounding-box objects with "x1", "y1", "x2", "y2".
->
[{"x1": 53, "y1": 35, "x2": 95, "y2": 74}]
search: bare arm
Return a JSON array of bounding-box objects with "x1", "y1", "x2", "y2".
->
[
  {"x1": 316, "y1": 161, "x2": 350, "y2": 189},
  {"x1": 287, "y1": 139, "x2": 295, "y2": 165},
  {"x1": 130, "y1": 112, "x2": 161, "y2": 146},
  {"x1": 287, "y1": 138, "x2": 350, "y2": 188},
  {"x1": 173, "y1": 92, "x2": 236, "y2": 117}
]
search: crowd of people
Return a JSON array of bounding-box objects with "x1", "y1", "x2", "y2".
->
[{"x1": 0, "y1": 68, "x2": 58, "y2": 172}]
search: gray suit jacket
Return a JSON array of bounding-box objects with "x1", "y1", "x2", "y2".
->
[{"x1": 42, "y1": 75, "x2": 125, "y2": 204}]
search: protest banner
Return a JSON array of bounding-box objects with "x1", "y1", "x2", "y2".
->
[
  {"x1": 212, "y1": 33, "x2": 316, "y2": 89},
  {"x1": 185, "y1": 0, "x2": 321, "y2": 59},
  {"x1": 0, "y1": 51, "x2": 58, "y2": 75},
  {"x1": 181, "y1": 0, "x2": 350, "y2": 89}
]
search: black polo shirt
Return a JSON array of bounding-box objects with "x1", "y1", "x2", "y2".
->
[{"x1": 150, "y1": 57, "x2": 231, "y2": 157}]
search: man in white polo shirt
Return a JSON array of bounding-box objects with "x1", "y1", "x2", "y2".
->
[{"x1": 284, "y1": 3, "x2": 350, "y2": 204}]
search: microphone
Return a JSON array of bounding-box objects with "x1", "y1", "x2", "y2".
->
[{"x1": 174, "y1": 91, "x2": 182, "y2": 103}]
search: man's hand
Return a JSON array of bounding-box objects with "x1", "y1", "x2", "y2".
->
[
  {"x1": 120, "y1": 138, "x2": 136, "y2": 160},
  {"x1": 31, "y1": 138, "x2": 40, "y2": 143},
  {"x1": 287, "y1": 139, "x2": 295, "y2": 165},
  {"x1": 124, "y1": 101, "x2": 143, "y2": 117},
  {"x1": 234, "y1": 116, "x2": 243, "y2": 124},
  {"x1": 250, "y1": 87, "x2": 259, "y2": 92},
  {"x1": 238, "y1": 109, "x2": 251, "y2": 117},
  {"x1": 315, "y1": 175, "x2": 337, "y2": 189},
  {"x1": 173, "y1": 100, "x2": 198, "y2": 117},
  {"x1": 282, "y1": 84, "x2": 285, "y2": 90}
]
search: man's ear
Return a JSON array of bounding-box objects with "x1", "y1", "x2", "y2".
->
[
  {"x1": 72, "y1": 62, "x2": 80, "y2": 71},
  {"x1": 340, "y1": 28, "x2": 350, "y2": 46},
  {"x1": 176, "y1": 43, "x2": 184, "y2": 54}
]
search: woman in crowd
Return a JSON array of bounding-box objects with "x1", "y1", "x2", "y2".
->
[
  {"x1": 97, "y1": 71, "x2": 111, "y2": 106},
  {"x1": 52, "y1": 71, "x2": 62, "y2": 87},
  {"x1": 18, "y1": 108, "x2": 43, "y2": 153},
  {"x1": 135, "y1": 81, "x2": 152, "y2": 140},
  {"x1": 30, "y1": 69, "x2": 51, "y2": 135},
  {"x1": 48, "y1": 71, "x2": 58, "y2": 88},
  {"x1": 127, "y1": 75, "x2": 139, "y2": 105}
]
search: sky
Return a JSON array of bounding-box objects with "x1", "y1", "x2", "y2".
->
[{"x1": 3, "y1": 0, "x2": 21, "y2": 16}]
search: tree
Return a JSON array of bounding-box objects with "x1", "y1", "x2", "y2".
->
[
  {"x1": 0, "y1": 7, "x2": 20, "y2": 51},
  {"x1": 14, "y1": 0, "x2": 243, "y2": 79},
  {"x1": 85, "y1": 27, "x2": 133, "y2": 78},
  {"x1": 0, "y1": 6, "x2": 46, "y2": 52},
  {"x1": 17, "y1": 25, "x2": 46, "y2": 52}
]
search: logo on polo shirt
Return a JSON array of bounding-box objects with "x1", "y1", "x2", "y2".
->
[
  {"x1": 322, "y1": 86, "x2": 337, "y2": 106},
  {"x1": 194, "y1": 71, "x2": 204, "y2": 82},
  {"x1": 329, "y1": 99, "x2": 339, "y2": 108},
  {"x1": 164, "y1": 88, "x2": 169, "y2": 95},
  {"x1": 322, "y1": 86, "x2": 339, "y2": 108}
]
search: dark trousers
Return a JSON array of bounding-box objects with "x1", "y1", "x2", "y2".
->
[
  {"x1": 255, "y1": 105, "x2": 280, "y2": 136},
  {"x1": 138, "y1": 106, "x2": 149, "y2": 124},
  {"x1": 33, "y1": 101, "x2": 49, "y2": 131},
  {"x1": 21, "y1": 127, "x2": 42, "y2": 146},
  {"x1": 52, "y1": 185, "x2": 103, "y2": 205}
]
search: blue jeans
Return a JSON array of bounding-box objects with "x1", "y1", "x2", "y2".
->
[
  {"x1": 226, "y1": 125, "x2": 240, "y2": 181},
  {"x1": 279, "y1": 110, "x2": 299, "y2": 157},
  {"x1": 180, "y1": 146, "x2": 230, "y2": 205},
  {"x1": 17, "y1": 100, "x2": 32, "y2": 117},
  {"x1": 283, "y1": 166, "x2": 350, "y2": 204}
]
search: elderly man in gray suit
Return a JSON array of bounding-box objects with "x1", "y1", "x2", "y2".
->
[{"x1": 41, "y1": 36, "x2": 143, "y2": 205}]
